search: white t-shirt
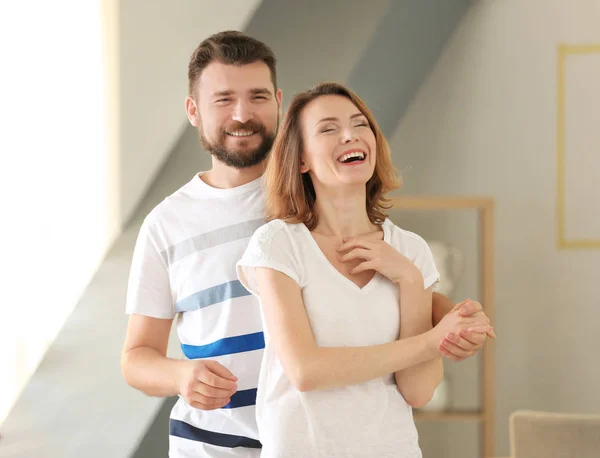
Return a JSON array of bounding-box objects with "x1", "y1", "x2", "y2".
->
[
  {"x1": 126, "y1": 174, "x2": 265, "y2": 458},
  {"x1": 237, "y1": 219, "x2": 440, "y2": 458}
]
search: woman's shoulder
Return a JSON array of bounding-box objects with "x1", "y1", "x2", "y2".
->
[
  {"x1": 383, "y1": 218, "x2": 429, "y2": 250},
  {"x1": 253, "y1": 219, "x2": 304, "y2": 237},
  {"x1": 250, "y1": 219, "x2": 304, "y2": 250}
]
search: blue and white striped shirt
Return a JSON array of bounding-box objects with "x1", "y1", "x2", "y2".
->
[{"x1": 126, "y1": 174, "x2": 265, "y2": 457}]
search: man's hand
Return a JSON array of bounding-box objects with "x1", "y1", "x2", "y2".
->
[
  {"x1": 177, "y1": 360, "x2": 238, "y2": 410},
  {"x1": 438, "y1": 299, "x2": 495, "y2": 362}
]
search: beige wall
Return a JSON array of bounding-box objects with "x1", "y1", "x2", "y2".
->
[{"x1": 389, "y1": 0, "x2": 600, "y2": 455}]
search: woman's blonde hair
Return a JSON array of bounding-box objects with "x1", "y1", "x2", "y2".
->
[{"x1": 264, "y1": 82, "x2": 400, "y2": 230}]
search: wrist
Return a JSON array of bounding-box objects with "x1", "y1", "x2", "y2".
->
[
  {"x1": 422, "y1": 329, "x2": 441, "y2": 358},
  {"x1": 172, "y1": 359, "x2": 190, "y2": 394}
]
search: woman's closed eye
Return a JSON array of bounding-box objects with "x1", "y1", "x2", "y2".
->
[{"x1": 320, "y1": 125, "x2": 337, "y2": 133}]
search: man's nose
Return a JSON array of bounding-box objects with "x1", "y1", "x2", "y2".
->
[{"x1": 231, "y1": 100, "x2": 253, "y2": 124}]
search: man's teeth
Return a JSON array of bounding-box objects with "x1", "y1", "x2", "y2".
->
[
  {"x1": 339, "y1": 151, "x2": 366, "y2": 163},
  {"x1": 228, "y1": 130, "x2": 255, "y2": 137}
]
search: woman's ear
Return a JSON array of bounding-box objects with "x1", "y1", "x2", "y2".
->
[{"x1": 299, "y1": 157, "x2": 309, "y2": 174}]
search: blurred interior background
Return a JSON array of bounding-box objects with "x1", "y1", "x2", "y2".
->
[{"x1": 0, "y1": 0, "x2": 598, "y2": 457}]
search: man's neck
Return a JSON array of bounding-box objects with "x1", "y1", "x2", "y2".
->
[{"x1": 201, "y1": 159, "x2": 266, "y2": 189}]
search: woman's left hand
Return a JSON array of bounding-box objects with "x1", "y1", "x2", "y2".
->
[{"x1": 337, "y1": 232, "x2": 422, "y2": 284}]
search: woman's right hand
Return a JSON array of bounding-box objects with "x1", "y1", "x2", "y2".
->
[{"x1": 427, "y1": 305, "x2": 492, "y2": 356}]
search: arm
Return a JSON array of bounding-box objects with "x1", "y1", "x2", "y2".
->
[
  {"x1": 121, "y1": 314, "x2": 238, "y2": 409},
  {"x1": 336, "y1": 233, "x2": 494, "y2": 383},
  {"x1": 255, "y1": 267, "x2": 441, "y2": 392},
  {"x1": 121, "y1": 314, "x2": 180, "y2": 397},
  {"x1": 394, "y1": 279, "x2": 443, "y2": 408},
  {"x1": 122, "y1": 219, "x2": 237, "y2": 409}
]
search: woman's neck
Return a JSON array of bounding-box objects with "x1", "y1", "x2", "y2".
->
[{"x1": 312, "y1": 186, "x2": 378, "y2": 239}]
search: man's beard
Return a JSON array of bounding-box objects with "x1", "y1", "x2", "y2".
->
[{"x1": 197, "y1": 119, "x2": 277, "y2": 169}]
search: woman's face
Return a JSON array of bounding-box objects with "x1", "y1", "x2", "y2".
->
[{"x1": 299, "y1": 95, "x2": 376, "y2": 191}]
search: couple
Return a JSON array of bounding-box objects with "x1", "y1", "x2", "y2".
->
[{"x1": 122, "y1": 31, "x2": 494, "y2": 458}]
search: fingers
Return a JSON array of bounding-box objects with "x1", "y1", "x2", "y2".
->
[
  {"x1": 204, "y1": 360, "x2": 237, "y2": 381},
  {"x1": 194, "y1": 382, "x2": 236, "y2": 399},
  {"x1": 350, "y1": 261, "x2": 377, "y2": 275},
  {"x1": 440, "y1": 334, "x2": 475, "y2": 359},
  {"x1": 445, "y1": 332, "x2": 481, "y2": 352},
  {"x1": 450, "y1": 298, "x2": 471, "y2": 313},
  {"x1": 453, "y1": 316, "x2": 488, "y2": 329},
  {"x1": 457, "y1": 329, "x2": 487, "y2": 347},
  {"x1": 181, "y1": 381, "x2": 233, "y2": 411},
  {"x1": 457, "y1": 311, "x2": 489, "y2": 326},
  {"x1": 466, "y1": 325, "x2": 493, "y2": 334},
  {"x1": 337, "y1": 237, "x2": 378, "y2": 253},
  {"x1": 438, "y1": 345, "x2": 462, "y2": 361},
  {"x1": 440, "y1": 327, "x2": 492, "y2": 361},
  {"x1": 188, "y1": 393, "x2": 231, "y2": 410},
  {"x1": 458, "y1": 301, "x2": 495, "y2": 338},
  {"x1": 200, "y1": 361, "x2": 238, "y2": 391},
  {"x1": 339, "y1": 248, "x2": 372, "y2": 262},
  {"x1": 459, "y1": 300, "x2": 482, "y2": 316},
  {"x1": 438, "y1": 340, "x2": 473, "y2": 361}
]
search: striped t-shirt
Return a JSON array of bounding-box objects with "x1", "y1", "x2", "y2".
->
[{"x1": 126, "y1": 174, "x2": 265, "y2": 457}]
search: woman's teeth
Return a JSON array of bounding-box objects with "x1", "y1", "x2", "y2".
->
[{"x1": 339, "y1": 151, "x2": 366, "y2": 163}]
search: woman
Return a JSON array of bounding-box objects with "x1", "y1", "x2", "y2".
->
[{"x1": 237, "y1": 83, "x2": 491, "y2": 457}]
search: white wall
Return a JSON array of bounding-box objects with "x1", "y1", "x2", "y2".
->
[
  {"x1": 0, "y1": 0, "x2": 120, "y2": 424},
  {"x1": 389, "y1": 0, "x2": 600, "y2": 455},
  {"x1": 0, "y1": 0, "x2": 263, "y2": 429},
  {"x1": 0, "y1": 0, "x2": 262, "y2": 449},
  {"x1": 118, "y1": 0, "x2": 262, "y2": 226}
]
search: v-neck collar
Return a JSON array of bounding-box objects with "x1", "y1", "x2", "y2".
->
[{"x1": 300, "y1": 220, "x2": 390, "y2": 293}]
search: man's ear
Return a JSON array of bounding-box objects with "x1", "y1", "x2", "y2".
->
[
  {"x1": 275, "y1": 88, "x2": 283, "y2": 119},
  {"x1": 185, "y1": 96, "x2": 199, "y2": 127}
]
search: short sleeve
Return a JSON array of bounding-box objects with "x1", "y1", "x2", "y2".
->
[
  {"x1": 237, "y1": 220, "x2": 303, "y2": 296},
  {"x1": 387, "y1": 222, "x2": 440, "y2": 291},
  {"x1": 413, "y1": 238, "x2": 441, "y2": 291},
  {"x1": 125, "y1": 218, "x2": 175, "y2": 319}
]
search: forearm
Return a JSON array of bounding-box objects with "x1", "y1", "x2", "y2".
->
[
  {"x1": 292, "y1": 333, "x2": 437, "y2": 392},
  {"x1": 121, "y1": 347, "x2": 184, "y2": 397},
  {"x1": 257, "y1": 268, "x2": 437, "y2": 393},
  {"x1": 395, "y1": 281, "x2": 443, "y2": 407},
  {"x1": 432, "y1": 292, "x2": 455, "y2": 326}
]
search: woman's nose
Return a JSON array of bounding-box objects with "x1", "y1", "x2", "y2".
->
[{"x1": 341, "y1": 128, "x2": 358, "y2": 144}]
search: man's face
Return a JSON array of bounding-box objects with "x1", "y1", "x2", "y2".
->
[{"x1": 190, "y1": 61, "x2": 282, "y2": 169}]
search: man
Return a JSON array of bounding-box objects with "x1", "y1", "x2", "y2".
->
[{"x1": 121, "y1": 31, "x2": 494, "y2": 457}]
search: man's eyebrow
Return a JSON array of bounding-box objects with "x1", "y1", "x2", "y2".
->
[
  {"x1": 213, "y1": 90, "x2": 234, "y2": 97},
  {"x1": 249, "y1": 87, "x2": 273, "y2": 96},
  {"x1": 212, "y1": 88, "x2": 273, "y2": 97}
]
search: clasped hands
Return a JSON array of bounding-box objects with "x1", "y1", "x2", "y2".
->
[{"x1": 338, "y1": 233, "x2": 495, "y2": 362}]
